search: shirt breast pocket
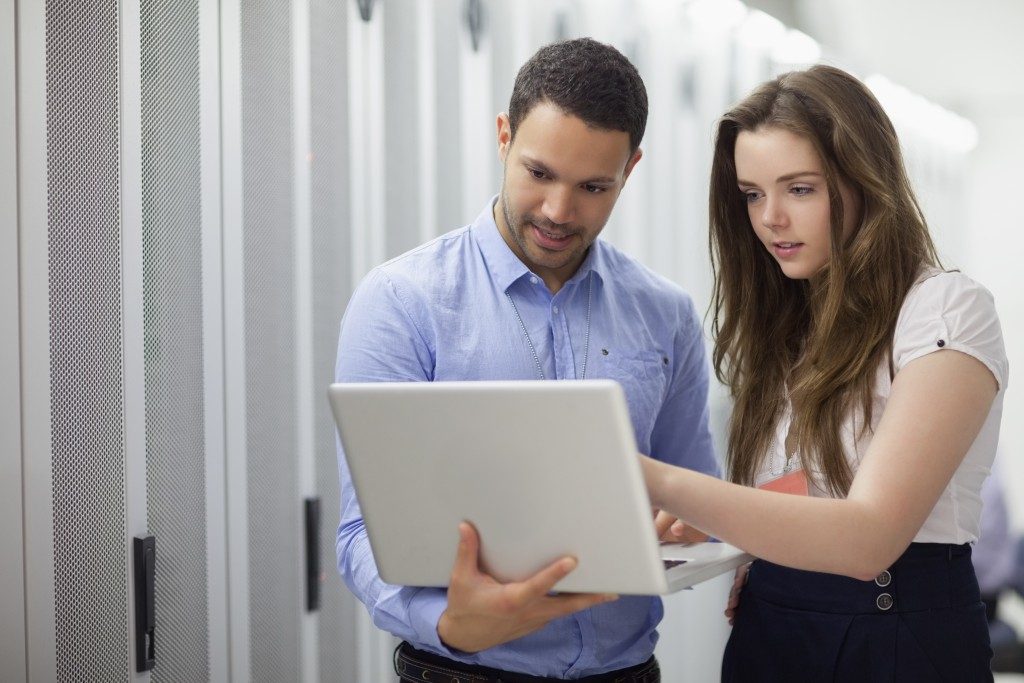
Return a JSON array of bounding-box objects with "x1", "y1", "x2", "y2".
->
[{"x1": 597, "y1": 350, "x2": 669, "y2": 445}]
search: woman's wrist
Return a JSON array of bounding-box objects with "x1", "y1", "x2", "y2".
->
[{"x1": 640, "y1": 454, "x2": 669, "y2": 509}]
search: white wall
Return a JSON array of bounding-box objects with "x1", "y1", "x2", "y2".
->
[{"x1": 965, "y1": 112, "x2": 1024, "y2": 531}]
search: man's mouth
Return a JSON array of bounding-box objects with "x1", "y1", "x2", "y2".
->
[
  {"x1": 530, "y1": 223, "x2": 575, "y2": 249},
  {"x1": 536, "y1": 226, "x2": 571, "y2": 240}
]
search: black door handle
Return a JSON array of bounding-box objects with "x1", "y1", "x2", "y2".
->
[{"x1": 133, "y1": 535, "x2": 156, "y2": 671}]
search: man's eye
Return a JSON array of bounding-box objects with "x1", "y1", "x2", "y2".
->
[
  {"x1": 584, "y1": 184, "x2": 606, "y2": 194},
  {"x1": 529, "y1": 168, "x2": 546, "y2": 180}
]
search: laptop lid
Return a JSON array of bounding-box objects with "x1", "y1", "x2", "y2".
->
[{"x1": 330, "y1": 380, "x2": 747, "y2": 594}]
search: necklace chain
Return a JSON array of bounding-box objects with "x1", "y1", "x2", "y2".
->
[{"x1": 505, "y1": 275, "x2": 592, "y2": 380}]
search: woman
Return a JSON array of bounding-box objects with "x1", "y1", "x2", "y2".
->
[{"x1": 642, "y1": 65, "x2": 1007, "y2": 680}]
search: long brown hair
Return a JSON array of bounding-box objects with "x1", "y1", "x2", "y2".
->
[{"x1": 709, "y1": 65, "x2": 939, "y2": 496}]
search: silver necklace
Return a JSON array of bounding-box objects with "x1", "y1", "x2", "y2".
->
[{"x1": 505, "y1": 275, "x2": 593, "y2": 380}]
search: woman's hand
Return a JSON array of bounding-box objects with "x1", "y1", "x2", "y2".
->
[
  {"x1": 653, "y1": 509, "x2": 709, "y2": 543},
  {"x1": 724, "y1": 562, "x2": 751, "y2": 625}
]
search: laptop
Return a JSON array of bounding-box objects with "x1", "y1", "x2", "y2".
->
[{"x1": 329, "y1": 379, "x2": 753, "y2": 594}]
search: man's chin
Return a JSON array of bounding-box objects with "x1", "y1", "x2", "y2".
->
[{"x1": 526, "y1": 250, "x2": 578, "y2": 273}]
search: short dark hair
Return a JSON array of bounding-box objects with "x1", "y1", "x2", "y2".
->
[{"x1": 508, "y1": 38, "x2": 648, "y2": 152}]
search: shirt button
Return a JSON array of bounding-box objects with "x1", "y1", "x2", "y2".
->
[
  {"x1": 552, "y1": 306, "x2": 559, "y2": 315},
  {"x1": 529, "y1": 276, "x2": 538, "y2": 285},
  {"x1": 876, "y1": 593, "x2": 893, "y2": 611},
  {"x1": 874, "y1": 570, "x2": 892, "y2": 587}
]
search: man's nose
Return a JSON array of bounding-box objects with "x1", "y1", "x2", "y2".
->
[{"x1": 542, "y1": 185, "x2": 575, "y2": 225}]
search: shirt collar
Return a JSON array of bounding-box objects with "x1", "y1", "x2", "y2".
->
[{"x1": 471, "y1": 195, "x2": 606, "y2": 293}]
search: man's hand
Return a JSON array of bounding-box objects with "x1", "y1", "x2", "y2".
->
[
  {"x1": 437, "y1": 522, "x2": 618, "y2": 653},
  {"x1": 653, "y1": 509, "x2": 709, "y2": 544}
]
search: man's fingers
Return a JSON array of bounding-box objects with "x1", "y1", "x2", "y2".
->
[
  {"x1": 549, "y1": 592, "x2": 618, "y2": 617},
  {"x1": 451, "y1": 522, "x2": 480, "y2": 578},
  {"x1": 527, "y1": 592, "x2": 617, "y2": 624},
  {"x1": 514, "y1": 556, "x2": 578, "y2": 603},
  {"x1": 502, "y1": 593, "x2": 614, "y2": 646}
]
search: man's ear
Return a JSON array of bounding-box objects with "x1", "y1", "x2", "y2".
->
[
  {"x1": 497, "y1": 113, "x2": 512, "y2": 162},
  {"x1": 622, "y1": 148, "x2": 643, "y2": 183}
]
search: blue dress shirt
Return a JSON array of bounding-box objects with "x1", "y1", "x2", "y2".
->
[{"x1": 336, "y1": 198, "x2": 718, "y2": 678}]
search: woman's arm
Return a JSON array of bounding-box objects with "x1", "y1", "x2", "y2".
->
[{"x1": 643, "y1": 349, "x2": 997, "y2": 580}]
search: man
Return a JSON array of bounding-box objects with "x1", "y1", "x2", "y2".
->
[{"x1": 336, "y1": 38, "x2": 717, "y2": 681}]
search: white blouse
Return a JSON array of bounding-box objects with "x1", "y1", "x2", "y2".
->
[{"x1": 755, "y1": 268, "x2": 1009, "y2": 544}]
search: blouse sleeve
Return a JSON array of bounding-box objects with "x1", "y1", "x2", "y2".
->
[{"x1": 893, "y1": 271, "x2": 1008, "y2": 391}]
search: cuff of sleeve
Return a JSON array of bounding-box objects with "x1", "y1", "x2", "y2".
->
[
  {"x1": 943, "y1": 341, "x2": 1008, "y2": 392},
  {"x1": 407, "y1": 588, "x2": 455, "y2": 655}
]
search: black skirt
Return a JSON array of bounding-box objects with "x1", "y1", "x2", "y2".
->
[{"x1": 722, "y1": 543, "x2": 992, "y2": 682}]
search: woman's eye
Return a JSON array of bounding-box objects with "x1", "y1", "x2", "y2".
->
[
  {"x1": 743, "y1": 190, "x2": 762, "y2": 203},
  {"x1": 791, "y1": 186, "x2": 813, "y2": 196}
]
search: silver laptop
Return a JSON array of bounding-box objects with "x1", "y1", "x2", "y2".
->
[{"x1": 329, "y1": 380, "x2": 752, "y2": 594}]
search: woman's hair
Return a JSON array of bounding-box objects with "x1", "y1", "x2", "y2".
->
[{"x1": 709, "y1": 64, "x2": 939, "y2": 496}]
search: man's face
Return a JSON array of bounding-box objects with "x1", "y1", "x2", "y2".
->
[{"x1": 495, "y1": 101, "x2": 642, "y2": 291}]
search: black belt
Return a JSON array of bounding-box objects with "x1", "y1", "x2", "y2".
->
[{"x1": 395, "y1": 642, "x2": 660, "y2": 682}]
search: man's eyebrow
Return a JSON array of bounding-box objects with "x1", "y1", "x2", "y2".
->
[
  {"x1": 520, "y1": 155, "x2": 617, "y2": 185},
  {"x1": 737, "y1": 171, "x2": 822, "y2": 186}
]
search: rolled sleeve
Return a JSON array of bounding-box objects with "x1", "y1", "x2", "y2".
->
[
  {"x1": 406, "y1": 589, "x2": 454, "y2": 652},
  {"x1": 894, "y1": 272, "x2": 1008, "y2": 391}
]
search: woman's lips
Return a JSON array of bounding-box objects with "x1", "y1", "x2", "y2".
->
[{"x1": 772, "y1": 241, "x2": 804, "y2": 259}]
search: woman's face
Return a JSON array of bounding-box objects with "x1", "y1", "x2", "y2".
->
[{"x1": 734, "y1": 127, "x2": 860, "y2": 280}]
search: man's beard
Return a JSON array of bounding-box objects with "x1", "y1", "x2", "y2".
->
[{"x1": 500, "y1": 187, "x2": 583, "y2": 260}]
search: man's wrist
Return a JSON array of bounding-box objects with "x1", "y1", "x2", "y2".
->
[
  {"x1": 436, "y1": 610, "x2": 453, "y2": 647},
  {"x1": 436, "y1": 610, "x2": 476, "y2": 653}
]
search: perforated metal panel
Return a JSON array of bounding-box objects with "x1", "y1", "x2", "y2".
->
[
  {"x1": 140, "y1": 1, "x2": 210, "y2": 681},
  {"x1": 384, "y1": 0, "x2": 425, "y2": 256},
  {"x1": 1, "y1": 0, "x2": 27, "y2": 676},
  {"x1": 433, "y1": 2, "x2": 465, "y2": 233},
  {"x1": 240, "y1": 4, "x2": 301, "y2": 681},
  {"x1": 309, "y1": 1, "x2": 358, "y2": 680},
  {"x1": 45, "y1": 0, "x2": 129, "y2": 680}
]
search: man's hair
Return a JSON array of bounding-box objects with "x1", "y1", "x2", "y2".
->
[{"x1": 508, "y1": 38, "x2": 647, "y2": 151}]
